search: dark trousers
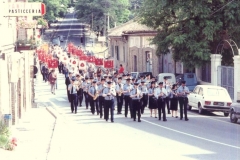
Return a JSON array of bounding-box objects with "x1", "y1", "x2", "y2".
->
[
  {"x1": 89, "y1": 97, "x2": 99, "y2": 114},
  {"x1": 99, "y1": 96, "x2": 105, "y2": 118},
  {"x1": 77, "y1": 88, "x2": 83, "y2": 106},
  {"x1": 83, "y1": 91, "x2": 89, "y2": 109},
  {"x1": 70, "y1": 94, "x2": 78, "y2": 113},
  {"x1": 179, "y1": 97, "x2": 188, "y2": 119},
  {"x1": 132, "y1": 99, "x2": 141, "y2": 121},
  {"x1": 116, "y1": 94, "x2": 123, "y2": 113},
  {"x1": 141, "y1": 94, "x2": 148, "y2": 114},
  {"x1": 165, "y1": 97, "x2": 170, "y2": 113},
  {"x1": 157, "y1": 98, "x2": 166, "y2": 120},
  {"x1": 124, "y1": 95, "x2": 132, "y2": 117},
  {"x1": 104, "y1": 99, "x2": 114, "y2": 122},
  {"x1": 66, "y1": 86, "x2": 71, "y2": 102}
]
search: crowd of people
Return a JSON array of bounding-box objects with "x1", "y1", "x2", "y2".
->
[{"x1": 38, "y1": 45, "x2": 190, "y2": 123}]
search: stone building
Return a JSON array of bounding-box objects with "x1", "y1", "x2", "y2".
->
[
  {"x1": 0, "y1": 0, "x2": 35, "y2": 126},
  {"x1": 108, "y1": 20, "x2": 161, "y2": 76}
]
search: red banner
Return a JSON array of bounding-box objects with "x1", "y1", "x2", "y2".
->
[
  {"x1": 48, "y1": 59, "x2": 58, "y2": 68},
  {"x1": 87, "y1": 56, "x2": 95, "y2": 63},
  {"x1": 104, "y1": 59, "x2": 114, "y2": 68},
  {"x1": 79, "y1": 54, "x2": 88, "y2": 61},
  {"x1": 95, "y1": 58, "x2": 103, "y2": 66}
]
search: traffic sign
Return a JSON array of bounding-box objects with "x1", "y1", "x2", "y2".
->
[{"x1": 4, "y1": 2, "x2": 46, "y2": 16}]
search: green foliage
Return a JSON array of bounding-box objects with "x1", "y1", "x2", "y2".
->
[
  {"x1": 75, "y1": 0, "x2": 130, "y2": 34},
  {"x1": 0, "y1": 121, "x2": 10, "y2": 149},
  {"x1": 29, "y1": 0, "x2": 70, "y2": 21},
  {"x1": 137, "y1": 0, "x2": 240, "y2": 69}
]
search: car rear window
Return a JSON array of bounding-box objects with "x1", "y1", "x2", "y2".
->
[{"x1": 207, "y1": 88, "x2": 227, "y2": 96}]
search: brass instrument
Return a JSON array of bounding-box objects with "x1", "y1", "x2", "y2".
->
[
  {"x1": 118, "y1": 84, "x2": 123, "y2": 96},
  {"x1": 73, "y1": 81, "x2": 80, "y2": 91},
  {"x1": 93, "y1": 90, "x2": 99, "y2": 100}
]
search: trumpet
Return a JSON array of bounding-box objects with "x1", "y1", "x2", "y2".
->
[
  {"x1": 118, "y1": 88, "x2": 123, "y2": 96},
  {"x1": 93, "y1": 91, "x2": 99, "y2": 100}
]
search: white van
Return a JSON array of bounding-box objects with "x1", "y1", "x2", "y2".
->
[{"x1": 157, "y1": 73, "x2": 176, "y2": 85}]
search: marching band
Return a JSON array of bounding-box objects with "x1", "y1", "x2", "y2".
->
[{"x1": 37, "y1": 44, "x2": 190, "y2": 123}]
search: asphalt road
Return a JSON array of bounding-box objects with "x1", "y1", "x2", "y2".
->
[
  {"x1": 34, "y1": 72, "x2": 240, "y2": 160},
  {"x1": 37, "y1": 12, "x2": 240, "y2": 160},
  {"x1": 45, "y1": 12, "x2": 87, "y2": 49}
]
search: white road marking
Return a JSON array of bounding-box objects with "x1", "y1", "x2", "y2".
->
[
  {"x1": 55, "y1": 98, "x2": 67, "y2": 101},
  {"x1": 64, "y1": 12, "x2": 75, "y2": 48},
  {"x1": 141, "y1": 119, "x2": 240, "y2": 149}
]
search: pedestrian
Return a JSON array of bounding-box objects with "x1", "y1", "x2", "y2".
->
[
  {"x1": 163, "y1": 77, "x2": 171, "y2": 114},
  {"x1": 177, "y1": 81, "x2": 190, "y2": 121},
  {"x1": 98, "y1": 78, "x2": 106, "y2": 118},
  {"x1": 102, "y1": 81, "x2": 116, "y2": 122},
  {"x1": 82, "y1": 77, "x2": 91, "y2": 109},
  {"x1": 118, "y1": 64, "x2": 124, "y2": 74},
  {"x1": 76, "y1": 74, "x2": 83, "y2": 106},
  {"x1": 148, "y1": 81, "x2": 157, "y2": 118},
  {"x1": 88, "y1": 64, "x2": 94, "y2": 77},
  {"x1": 130, "y1": 82, "x2": 142, "y2": 122},
  {"x1": 68, "y1": 76, "x2": 79, "y2": 113},
  {"x1": 88, "y1": 80, "x2": 99, "y2": 115},
  {"x1": 48, "y1": 69, "x2": 57, "y2": 94},
  {"x1": 154, "y1": 82, "x2": 167, "y2": 121},
  {"x1": 115, "y1": 77, "x2": 124, "y2": 114},
  {"x1": 96, "y1": 67, "x2": 102, "y2": 76},
  {"x1": 170, "y1": 84, "x2": 179, "y2": 118},
  {"x1": 139, "y1": 80, "x2": 148, "y2": 114},
  {"x1": 123, "y1": 78, "x2": 133, "y2": 118},
  {"x1": 65, "y1": 71, "x2": 73, "y2": 102}
]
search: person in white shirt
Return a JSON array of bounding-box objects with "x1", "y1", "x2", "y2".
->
[
  {"x1": 154, "y1": 82, "x2": 167, "y2": 121},
  {"x1": 177, "y1": 81, "x2": 190, "y2": 121}
]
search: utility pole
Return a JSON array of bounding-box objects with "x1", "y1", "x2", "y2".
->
[
  {"x1": 92, "y1": 13, "x2": 93, "y2": 29},
  {"x1": 107, "y1": 12, "x2": 109, "y2": 31}
]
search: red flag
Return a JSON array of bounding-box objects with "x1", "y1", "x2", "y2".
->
[
  {"x1": 48, "y1": 59, "x2": 58, "y2": 68},
  {"x1": 95, "y1": 58, "x2": 103, "y2": 66},
  {"x1": 87, "y1": 56, "x2": 95, "y2": 63},
  {"x1": 78, "y1": 60, "x2": 87, "y2": 70},
  {"x1": 104, "y1": 59, "x2": 114, "y2": 68},
  {"x1": 79, "y1": 54, "x2": 88, "y2": 61}
]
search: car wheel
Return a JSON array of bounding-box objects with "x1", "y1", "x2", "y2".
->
[
  {"x1": 198, "y1": 103, "x2": 204, "y2": 114},
  {"x1": 224, "y1": 112, "x2": 229, "y2": 117},
  {"x1": 230, "y1": 110, "x2": 238, "y2": 123},
  {"x1": 187, "y1": 104, "x2": 192, "y2": 111}
]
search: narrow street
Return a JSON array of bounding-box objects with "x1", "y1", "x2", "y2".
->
[{"x1": 34, "y1": 70, "x2": 239, "y2": 160}]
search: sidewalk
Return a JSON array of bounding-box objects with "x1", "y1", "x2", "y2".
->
[{"x1": 0, "y1": 107, "x2": 56, "y2": 160}]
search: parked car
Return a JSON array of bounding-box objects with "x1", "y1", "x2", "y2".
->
[
  {"x1": 188, "y1": 85, "x2": 232, "y2": 116},
  {"x1": 229, "y1": 103, "x2": 240, "y2": 123},
  {"x1": 157, "y1": 73, "x2": 176, "y2": 84},
  {"x1": 130, "y1": 72, "x2": 153, "y2": 80},
  {"x1": 176, "y1": 73, "x2": 198, "y2": 91}
]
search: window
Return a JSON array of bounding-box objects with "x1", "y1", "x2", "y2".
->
[
  {"x1": 123, "y1": 46, "x2": 125, "y2": 62},
  {"x1": 193, "y1": 87, "x2": 200, "y2": 94},
  {"x1": 202, "y1": 62, "x2": 211, "y2": 83},
  {"x1": 134, "y1": 55, "x2": 137, "y2": 72},
  {"x1": 111, "y1": 45, "x2": 114, "y2": 57},
  {"x1": 207, "y1": 89, "x2": 227, "y2": 96},
  {"x1": 115, "y1": 46, "x2": 119, "y2": 60},
  {"x1": 198, "y1": 88, "x2": 203, "y2": 96}
]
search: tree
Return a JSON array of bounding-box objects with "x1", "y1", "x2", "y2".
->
[
  {"x1": 75, "y1": 0, "x2": 130, "y2": 34},
  {"x1": 137, "y1": 0, "x2": 240, "y2": 69}
]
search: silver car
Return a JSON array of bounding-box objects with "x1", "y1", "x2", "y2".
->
[{"x1": 230, "y1": 103, "x2": 240, "y2": 123}]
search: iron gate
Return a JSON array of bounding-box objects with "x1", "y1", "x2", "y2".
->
[{"x1": 217, "y1": 66, "x2": 234, "y2": 99}]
